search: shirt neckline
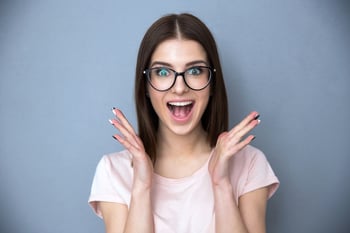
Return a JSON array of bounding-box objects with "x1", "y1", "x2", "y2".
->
[{"x1": 153, "y1": 149, "x2": 214, "y2": 185}]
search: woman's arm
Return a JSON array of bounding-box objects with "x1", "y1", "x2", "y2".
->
[
  {"x1": 101, "y1": 108, "x2": 155, "y2": 233},
  {"x1": 239, "y1": 187, "x2": 269, "y2": 233},
  {"x1": 213, "y1": 180, "x2": 248, "y2": 233},
  {"x1": 99, "y1": 187, "x2": 154, "y2": 233},
  {"x1": 209, "y1": 111, "x2": 266, "y2": 233},
  {"x1": 99, "y1": 202, "x2": 128, "y2": 233},
  {"x1": 213, "y1": 183, "x2": 269, "y2": 233}
]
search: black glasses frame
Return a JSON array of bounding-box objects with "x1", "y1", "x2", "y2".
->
[{"x1": 143, "y1": 66, "x2": 215, "y2": 92}]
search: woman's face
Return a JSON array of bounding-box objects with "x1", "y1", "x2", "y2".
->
[{"x1": 147, "y1": 38, "x2": 211, "y2": 137}]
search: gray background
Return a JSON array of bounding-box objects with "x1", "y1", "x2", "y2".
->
[{"x1": 1, "y1": 0, "x2": 349, "y2": 232}]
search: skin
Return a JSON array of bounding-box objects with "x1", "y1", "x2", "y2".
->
[{"x1": 101, "y1": 39, "x2": 269, "y2": 233}]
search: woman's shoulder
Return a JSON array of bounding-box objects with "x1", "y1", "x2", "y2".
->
[
  {"x1": 232, "y1": 145, "x2": 279, "y2": 199},
  {"x1": 229, "y1": 145, "x2": 272, "y2": 173},
  {"x1": 233, "y1": 145, "x2": 265, "y2": 162},
  {"x1": 100, "y1": 150, "x2": 133, "y2": 170},
  {"x1": 104, "y1": 149, "x2": 131, "y2": 159}
]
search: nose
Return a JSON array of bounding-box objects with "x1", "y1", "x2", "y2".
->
[{"x1": 171, "y1": 74, "x2": 189, "y2": 94}]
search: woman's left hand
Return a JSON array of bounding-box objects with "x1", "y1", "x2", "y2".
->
[
  {"x1": 209, "y1": 111, "x2": 260, "y2": 186},
  {"x1": 109, "y1": 108, "x2": 154, "y2": 191}
]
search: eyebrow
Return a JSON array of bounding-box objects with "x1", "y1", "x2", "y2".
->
[{"x1": 150, "y1": 60, "x2": 209, "y2": 68}]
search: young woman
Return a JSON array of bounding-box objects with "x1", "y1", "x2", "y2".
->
[{"x1": 89, "y1": 13, "x2": 279, "y2": 233}]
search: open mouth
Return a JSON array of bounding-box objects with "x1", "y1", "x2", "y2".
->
[{"x1": 167, "y1": 101, "x2": 194, "y2": 119}]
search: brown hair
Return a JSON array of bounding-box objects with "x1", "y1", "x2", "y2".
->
[{"x1": 135, "y1": 13, "x2": 228, "y2": 163}]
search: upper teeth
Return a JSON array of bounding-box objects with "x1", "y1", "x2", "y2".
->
[{"x1": 168, "y1": 101, "x2": 193, "y2": 106}]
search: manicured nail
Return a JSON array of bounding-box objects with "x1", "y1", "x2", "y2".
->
[
  {"x1": 112, "y1": 135, "x2": 118, "y2": 140},
  {"x1": 108, "y1": 119, "x2": 114, "y2": 125},
  {"x1": 254, "y1": 114, "x2": 260, "y2": 120},
  {"x1": 251, "y1": 136, "x2": 256, "y2": 141},
  {"x1": 112, "y1": 107, "x2": 117, "y2": 115}
]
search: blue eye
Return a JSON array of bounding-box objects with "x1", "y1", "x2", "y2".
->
[
  {"x1": 187, "y1": 67, "x2": 202, "y2": 75},
  {"x1": 156, "y1": 68, "x2": 170, "y2": 77}
]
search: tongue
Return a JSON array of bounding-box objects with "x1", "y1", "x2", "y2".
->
[{"x1": 172, "y1": 106, "x2": 191, "y2": 118}]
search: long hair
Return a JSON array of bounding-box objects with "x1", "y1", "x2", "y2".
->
[{"x1": 134, "y1": 13, "x2": 228, "y2": 164}]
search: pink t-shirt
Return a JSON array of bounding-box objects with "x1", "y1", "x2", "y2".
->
[{"x1": 88, "y1": 145, "x2": 279, "y2": 233}]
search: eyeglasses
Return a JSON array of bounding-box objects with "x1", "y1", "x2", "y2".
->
[{"x1": 143, "y1": 66, "x2": 215, "y2": 91}]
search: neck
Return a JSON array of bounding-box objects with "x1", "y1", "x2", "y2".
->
[
  {"x1": 156, "y1": 125, "x2": 211, "y2": 160},
  {"x1": 154, "y1": 124, "x2": 212, "y2": 178}
]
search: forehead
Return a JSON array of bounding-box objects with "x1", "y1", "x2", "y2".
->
[{"x1": 150, "y1": 39, "x2": 208, "y2": 66}]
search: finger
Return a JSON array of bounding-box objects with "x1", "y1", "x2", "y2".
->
[
  {"x1": 110, "y1": 108, "x2": 140, "y2": 147},
  {"x1": 113, "y1": 134, "x2": 132, "y2": 150},
  {"x1": 112, "y1": 108, "x2": 137, "y2": 135},
  {"x1": 228, "y1": 135, "x2": 256, "y2": 155},
  {"x1": 235, "y1": 116, "x2": 260, "y2": 140},
  {"x1": 229, "y1": 111, "x2": 260, "y2": 136},
  {"x1": 110, "y1": 119, "x2": 141, "y2": 150},
  {"x1": 112, "y1": 134, "x2": 139, "y2": 161}
]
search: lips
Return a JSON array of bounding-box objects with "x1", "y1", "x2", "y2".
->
[{"x1": 167, "y1": 101, "x2": 194, "y2": 119}]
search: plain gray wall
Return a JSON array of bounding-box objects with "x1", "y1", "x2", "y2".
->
[{"x1": 1, "y1": 0, "x2": 349, "y2": 232}]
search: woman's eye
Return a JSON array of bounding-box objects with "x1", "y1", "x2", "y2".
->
[
  {"x1": 187, "y1": 67, "x2": 201, "y2": 75},
  {"x1": 156, "y1": 68, "x2": 170, "y2": 77}
]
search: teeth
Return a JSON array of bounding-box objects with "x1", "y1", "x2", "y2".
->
[{"x1": 168, "y1": 101, "x2": 193, "y2": 106}]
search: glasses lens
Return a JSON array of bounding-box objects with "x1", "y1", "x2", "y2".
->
[
  {"x1": 145, "y1": 66, "x2": 212, "y2": 91},
  {"x1": 184, "y1": 66, "x2": 211, "y2": 90},
  {"x1": 147, "y1": 67, "x2": 175, "y2": 91}
]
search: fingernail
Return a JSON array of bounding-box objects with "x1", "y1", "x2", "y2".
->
[
  {"x1": 112, "y1": 135, "x2": 118, "y2": 140},
  {"x1": 257, "y1": 119, "x2": 261, "y2": 124},
  {"x1": 108, "y1": 119, "x2": 114, "y2": 125},
  {"x1": 254, "y1": 114, "x2": 260, "y2": 120},
  {"x1": 251, "y1": 136, "x2": 256, "y2": 141},
  {"x1": 112, "y1": 107, "x2": 117, "y2": 115}
]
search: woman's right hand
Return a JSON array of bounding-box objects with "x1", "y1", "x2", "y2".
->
[{"x1": 109, "y1": 108, "x2": 154, "y2": 192}]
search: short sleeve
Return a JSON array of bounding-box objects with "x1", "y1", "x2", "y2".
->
[
  {"x1": 242, "y1": 148, "x2": 279, "y2": 199},
  {"x1": 88, "y1": 153, "x2": 132, "y2": 218}
]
